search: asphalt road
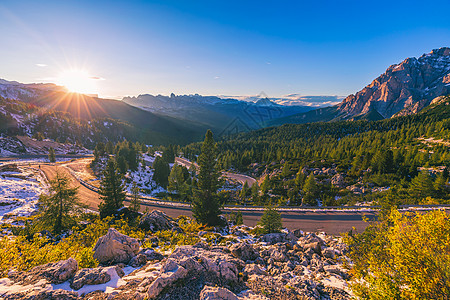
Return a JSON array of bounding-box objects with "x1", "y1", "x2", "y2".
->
[
  {"x1": 38, "y1": 162, "x2": 374, "y2": 235},
  {"x1": 175, "y1": 157, "x2": 257, "y2": 187}
]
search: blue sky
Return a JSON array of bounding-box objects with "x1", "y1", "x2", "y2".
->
[{"x1": 1, "y1": 0, "x2": 450, "y2": 99}]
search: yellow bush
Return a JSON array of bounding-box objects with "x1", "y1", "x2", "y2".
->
[{"x1": 345, "y1": 209, "x2": 450, "y2": 299}]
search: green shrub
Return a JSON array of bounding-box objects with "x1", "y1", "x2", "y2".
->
[{"x1": 345, "y1": 209, "x2": 450, "y2": 299}]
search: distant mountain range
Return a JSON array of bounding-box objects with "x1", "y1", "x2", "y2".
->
[
  {"x1": 0, "y1": 80, "x2": 208, "y2": 145},
  {"x1": 1, "y1": 47, "x2": 449, "y2": 146},
  {"x1": 0, "y1": 79, "x2": 320, "y2": 143},
  {"x1": 122, "y1": 93, "x2": 313, "y2": 133},
  {"x1": 267, "y1": 47, "x2": 450, "y2": 126}
]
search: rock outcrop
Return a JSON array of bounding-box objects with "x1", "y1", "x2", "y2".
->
[
  {"x1": 338, "y1": 47, "x2": 450, "y2": 119},
  {"x1": 8, "y1": 258, "x2": 78, "y2": 285},
  {"x1": 139, "y1": 210, "x2": 176, "y2": 232},
  {"x1": 93, "y1": 228, "x2": 140, "y2": 265},
  {"x1": 71, "y1": 266, "x2": 124, "y2": 290},
  {"x1": 199, "y1": 285, "x2": 239, "y2": 300}
]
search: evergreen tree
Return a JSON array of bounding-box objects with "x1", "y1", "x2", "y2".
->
[
  {"x1": 251, "y1": 182, "x2": 260, "y2": 202},
  {"x1": 302, "y1": 173, "x2": 319, "y2": 206},
  {"x1": 116, "y1": 155, "x2": 128, "y2": 174},
  {"x1": 162, "y1": 145, "x2": 175, "y2": 163},
  {"x1": 168, "y1": 163, "x2": 191, "y2": 200},
  {"x1": 37, "y1": 171, "x2": 85, "y2": 234},
  {"x1": 153, "y1": 157, "x2": 170, "y2": 188},
  {"x1": 258, "y1": 206, "x2": 282, "y2": 234},
  {"x1": 192, "y1": 130, "x2": 222, "y2": 226},
  {"x1": 434, "y1": 172, "x2": 449, "y2": 198},
  {"x1": 94, "y1": 142, "x2": 105, "y2": 159},
  {"x1": 129, "y1": 182, "x2": 141, "y2": 213},
  {"x1": 105, "y1": 141, "x2": 113, "y2": 154},
  {"x1": 240, "y1": 181, "x2": 249, "y2": 200},
  {"x1": 99, "y1": 158, "x2": 126, "y2": 217},
  {"x1": 48, "y1": 147, "x2": 56, "y2": 163},
  {"x1": 235, "y1": 210, "x2": 243, "y2": 225},
  {"x1": 409, "y1": 171, "x2": 434, "y2": 199},
  {"x1": 260, "y1": 175, "x2": 270, "y2": 195}
]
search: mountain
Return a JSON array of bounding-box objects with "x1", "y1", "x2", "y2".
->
[
  {"x1": 0, "y1": 79, "x2": 208, "y2": 145},
  {"x1": 267, "y1": 47, "x2": 450, "y2": 126},
  {"x1": 122, "y1": 94, "x2": 312, "y2": 132}
]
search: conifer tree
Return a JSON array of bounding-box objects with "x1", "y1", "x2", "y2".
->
[
  {"x1": 37, "y1": 171, "x2": 85, "y2": 234},
  {"x1": 129, "y1": 182, "x2": 141, "y2": 213},
  {"x1": 409, "y1": 171, "x2": 434, "y2": 199},
  {"x1": 302, "y1": 173, "x2": 319, "y2": 206},
  {"x1": 99, "y1": 158, "x2": 126, "y2": 217},
  {"x1": 259, "y1": 206, "x2": 282, "y2": 234},
  {"x1": 261, "y1": 175, "x2": 270, "y2": 195},
  {"x1": 192, "y1": 130, "x2": 222, "y2": 226},
  {"x1": 168, "y1": 163, "x2": 191, "y2": 200},
  {"x1": 153, "y1": 156, "x2": 170, "y2": 188},
  {"x1": 240, "y1": 181, "x2": 249, "y2": 200},
  {"x1": 48, "y1": 147, "x2": 56, "y2": 163}
]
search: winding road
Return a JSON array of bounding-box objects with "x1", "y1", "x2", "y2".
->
[
  {"x1": 175, "y1": 157, "x2": 257, "y2": 187},
  {"x1": 36, "y1": 160, "x2": 376, "y2": 235}
]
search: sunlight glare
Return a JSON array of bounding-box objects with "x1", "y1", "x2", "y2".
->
[{"x1": 56, "y1": 70, "x2": 97, "y2": 94}]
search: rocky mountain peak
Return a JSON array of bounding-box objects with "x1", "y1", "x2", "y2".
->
[{"x1": 338, "y1": 47, "x2": 450, "y2": 119}]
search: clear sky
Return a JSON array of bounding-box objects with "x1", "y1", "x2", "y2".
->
[{"x1": 1, "y1": 0, "x2": 450, "y2": 99}]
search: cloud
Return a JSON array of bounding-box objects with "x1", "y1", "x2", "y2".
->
[
  {"x1": 35, "y1": 63, "x2": 47, "y2": 67},
  {"x1": 89, "y1": 76, "x2": 105, "y2": 80},
  {"x1": 214, "y1": 76, "x2": 220, "y2": 80}
]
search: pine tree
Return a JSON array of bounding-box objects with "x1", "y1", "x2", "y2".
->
[
  {"x1": 192, "y1": 130, "x2": 222, "y2": 226},
  {"x1": 168, "y1": 163, "x2": 191, "y2": 200},
  {"x1": 99, "y1": 158, "x2": 126, "y2": 217},
  {"x1": 261, "y1": 175, "x2": 270, "y2": 195},
  {"x1": 37, "y1": 171, "x2": 85, "y2": 234},
  {"x1": 251, "y1": 182, "x2": 260, "y2": 202},
  {"x1": 258, "y1": 206, "x2": 282, "y2": 234},
  {"x1": 129, "y1": 182, "x2": 141, "y2": 213},
  {"x1": 48, "y1": 147, "x2": 56, "y2": 163},
  {"x1": 303, "y1": 173, "x2": 319, "y2": 206},
  {"x1": 94, "y1": 142, "x2": 105, "y2": 159},
  {"x1": 153, "y1": 157, "x2": 170, "y2": 188},
  {"x1": 105, "y1": 141, "x2": 113, "y2": 154},
  {"x1": 409, "y1": 171, "x2": 434, "y2": 199},
  {"x1": 240, "y1": 181, "x2": 249, "y2": 200}
]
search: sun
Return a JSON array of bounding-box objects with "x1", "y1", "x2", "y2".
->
[{"x1": 56, "y1": 69, "x2": 98, "y2": 94}]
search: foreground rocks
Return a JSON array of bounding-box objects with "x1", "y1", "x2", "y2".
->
[
  {"x1": 139, "y1": 210, "x2": 176, "y2": 232},
  {"x1": 93, "y1": 228, "x2": 140, "y2": 265},
  {"x1": 0, "y1": 210, "x2": 352, "y2": 299}
]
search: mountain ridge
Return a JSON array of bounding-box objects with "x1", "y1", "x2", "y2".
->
[{"x1": 267, "y1": 47, "x2": 450, "y2": 126}]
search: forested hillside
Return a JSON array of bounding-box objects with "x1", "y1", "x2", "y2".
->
[
  {"x1": 182, "y1": 96, "x2": 450, "y2": 206},
  {"x1": 0, "y1": 96, "x2": 201, "y2": 148}
]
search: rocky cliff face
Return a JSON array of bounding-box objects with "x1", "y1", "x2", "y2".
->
[{"x1": 338, "y1": 47, "x2": 450, "y2": 118}]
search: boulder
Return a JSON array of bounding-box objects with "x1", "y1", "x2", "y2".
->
[
  {"x1": 322, "y1": 247, "x2": 336, "y2": 259},
  {"x1": 138, "y1": 248, "x2": 165, "y2": 261},
  {"x1": 93, "y1": 228, "x2": 139, "y2": 265},
  {"x1": 71, "y1": 266, "x2": 123, "y2": 290},
  {"x1": 129, "y1": 254, "x2": 148, "y2": 267},
  {"x1": 200, "y1": 285, "x2": 238, "y2": 300},
  {"x1": 139, "y1": 210, "x2": 175, "y2": 232},
  {"x1": 230, "y1": 242, "x2": 258, "y2": 262},
  {"x1": 147, "y1": 260, "x2": 188, "y2": 298},
  {"x1": 260, "y1": 233, "x2": 286, "y2": 244},
  {"x1": 243, "y1": 264, "x2": 267, "y2": 276},
  {"x1": 9, "y1": 258, "x2": 78, "y2": 285},
  {"x1": 303, "y1": 242, "x2": 322, "y2": 255},
  {"x1": 146, "y1": 244, "x2": 244, "y2": 298}
]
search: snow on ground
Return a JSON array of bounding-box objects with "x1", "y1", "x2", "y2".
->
[
  {"x1": 125, "y1": 161, "x2": 166, "y2": 197},
  {"x1": 0, "y1": 166, "x2": 48, "y2": 224}
]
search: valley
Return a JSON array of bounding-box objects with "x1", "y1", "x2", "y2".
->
[{"x1": 0, "y1": 45, "x2": 449, "y2": 299}]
